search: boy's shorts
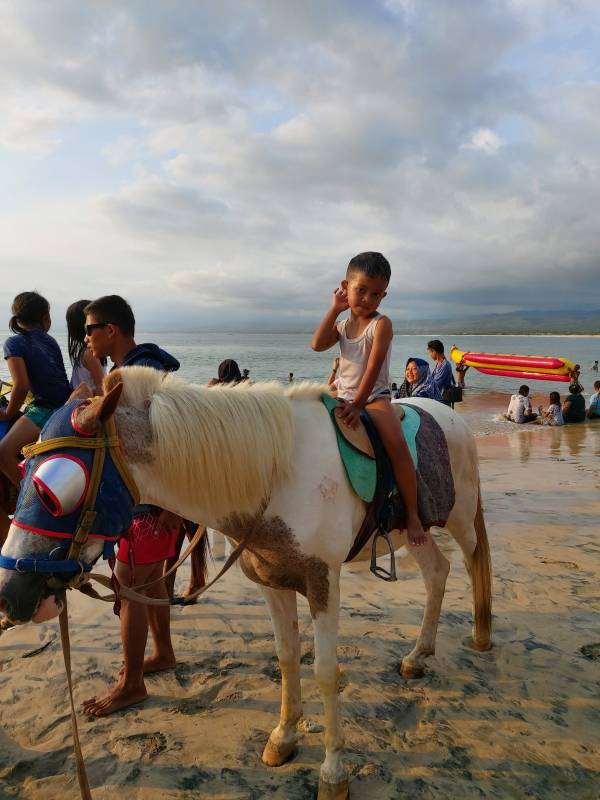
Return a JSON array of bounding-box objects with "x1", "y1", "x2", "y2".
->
[
  {"x1": 24, "y1": 402, "x2": 56, "y2": 429},
  {"x1": 117, "y1": 506, "x2": 180, "y2": 566}
]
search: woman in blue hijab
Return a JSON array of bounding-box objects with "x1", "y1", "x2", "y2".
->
[{"x1": 396, "y1": 357, "x2": 443, "y2": 402}]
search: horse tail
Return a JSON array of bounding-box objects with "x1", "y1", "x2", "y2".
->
[{"x1": 471, "y1": 487, "x2": 492, "y2": 650}]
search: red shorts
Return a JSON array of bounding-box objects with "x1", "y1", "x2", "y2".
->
[{"x1": 117, "y1": 507, "x2": 179, "y2": 566}]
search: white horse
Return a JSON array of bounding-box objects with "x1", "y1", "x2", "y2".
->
[{"x1": 0, "y1": 368, "x2": 491, "y2": 799}]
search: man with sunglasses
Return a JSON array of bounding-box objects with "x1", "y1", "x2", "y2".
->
[{"x1": 81, "y1": 295, "x2": 184, "y2": 716}]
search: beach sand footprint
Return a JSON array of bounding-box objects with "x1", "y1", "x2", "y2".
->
[
  {"x1": 109, "y1": 731, "x2": 169, "y2": 763},
  {"x1": 580, "y1": 643, "x2": 600, "y2": 661}
]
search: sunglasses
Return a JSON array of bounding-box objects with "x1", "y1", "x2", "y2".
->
[{"x1": 85, "y1": 322, "x2": 112, "y2": 336}]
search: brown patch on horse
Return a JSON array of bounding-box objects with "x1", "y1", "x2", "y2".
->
[
  {"x1": 219, "y1": 513, "x2": 330, "y2": 617},
  {"x1": 114, "y1": 406, "x2": 154, "y2": 464}
]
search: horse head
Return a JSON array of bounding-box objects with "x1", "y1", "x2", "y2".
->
[{"x1": 0, "y1": 383, "x2": 138, "y2": 624}]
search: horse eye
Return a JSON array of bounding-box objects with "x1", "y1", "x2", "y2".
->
[{"x1": 32, "y1": 456, "x2": 89, "y2": 517}]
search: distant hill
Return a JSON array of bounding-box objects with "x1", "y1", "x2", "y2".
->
[{"x1": 393, "y1": 309, "x2": 600, "y2": 335}]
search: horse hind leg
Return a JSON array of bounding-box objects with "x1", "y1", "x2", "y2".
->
[
  {"x1": 400, "y1": 534, "x2": 450, "y2": 679},
  {"x1": 448, "y1": 490, "x2": 493, "y2": 652},
  {"x1": 260, "y1": 587, "x2": 303, "y2": 767}
]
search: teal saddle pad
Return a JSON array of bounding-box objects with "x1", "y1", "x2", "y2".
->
[{"x1": 321, "y1": 394, "x2": 420, "y2": 503}]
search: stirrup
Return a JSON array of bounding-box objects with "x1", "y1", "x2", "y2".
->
[{"x1": 370, "y1": 527, "x2": 397, "y2": 582}]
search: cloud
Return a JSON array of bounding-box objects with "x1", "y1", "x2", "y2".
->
[
  {"x1": 1, "y1": 0, "x2": 599, "y2": 329},
  {"x1": 463, "y1": 128, "x2": 503, "y2": 154}
]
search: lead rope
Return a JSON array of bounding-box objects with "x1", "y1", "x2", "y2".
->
[{"x1": 59, "y1": 595, "x2": 92, "y2": 800}]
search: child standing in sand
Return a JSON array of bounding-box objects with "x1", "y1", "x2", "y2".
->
[{"x1": 311, "y1": 251, "x2": 426, "y2": 546}]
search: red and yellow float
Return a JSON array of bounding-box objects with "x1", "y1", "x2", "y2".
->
[{"x1": 450, "y1": 346, "x2": 575, "y2": 383}]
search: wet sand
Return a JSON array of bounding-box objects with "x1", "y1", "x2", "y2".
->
[{"x1": 1, "y1": 422, "x2": 599, "y2": 799}]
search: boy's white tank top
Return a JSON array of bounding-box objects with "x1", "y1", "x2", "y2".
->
[{"x1": 335, "y1": 313, "x2": 391, "y2": 403}]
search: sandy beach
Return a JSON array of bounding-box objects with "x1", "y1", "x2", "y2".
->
[{"x1": 1, "y1": 420, "x2": 599, "y2": 800}]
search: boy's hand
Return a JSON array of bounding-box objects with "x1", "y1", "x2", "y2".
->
[
  {"x1": 332, "y1": 356, "x2": 340, "y2": 371},
  {"x1": 338, "y1": 401, "x2": 362, "y2": 430},
  {"x1": 331, "y1": 287, "x2": 349, "y2": 314}
]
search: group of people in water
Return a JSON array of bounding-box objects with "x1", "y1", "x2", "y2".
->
[{"x1": 505, "y1": 380, "x2": 600, "y2": 425}]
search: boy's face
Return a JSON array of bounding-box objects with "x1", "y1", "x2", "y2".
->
[
  {"x1": 342, "y1": 273, "x2": 388, "y2": 317},
  {"x1": 84, "y1": 313, "x2": 118, "y2": 360}
]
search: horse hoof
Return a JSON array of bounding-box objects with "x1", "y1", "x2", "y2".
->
[
  {"x1": 262, "y1": 738, "x2": 297, "y2": 767},
  {"x1": 471, "y1": 638, "x2": 492, "y2": 652},
  {"x1": 399, "y1": 661, "x2": 424, "y2": 679},
  {"x1": 317, "y1": 777, "x2": 349, "y2": 799}
]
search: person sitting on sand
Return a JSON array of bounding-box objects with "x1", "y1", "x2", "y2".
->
[
  {"x1": 562, "y1": 383, "x2": 586, "y2": 423},
  {"x1": 506, "y1": 385, "x2": 538, "y2": 424},
  {"x1": 396, "y1": 358, "x2": 443, "y2": 402},
  {"x1": 539, "y1": 391, "x2": 564, "y2": 426},
  {"x1": 311, "y1": 251, "x2": 427, "y2": 547},
  {"x1": 81, "y1": 294, "x2": 183, "y2": 717},
  {"x1": 587, "y1": 380, "x2": 600, "y2": 419}
]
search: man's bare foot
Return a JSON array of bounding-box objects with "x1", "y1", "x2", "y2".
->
[
  {"x1": 118, "y1": 654, "x2": 176, "y2": 677},
  {"x1": 81, "y1": 682, "x2": 148, "y2": 717},
  {"x1": 407, "y1": 519, "x2": 427, "y2": 547}
]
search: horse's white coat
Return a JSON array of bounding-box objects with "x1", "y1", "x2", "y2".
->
[{"x1": 0, "y1": 377, "x2": 490, "y2": 796}]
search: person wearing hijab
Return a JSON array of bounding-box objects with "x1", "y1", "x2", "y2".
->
[{"x1": 395, "y1": 357, "x2": 443, "y2": 402}]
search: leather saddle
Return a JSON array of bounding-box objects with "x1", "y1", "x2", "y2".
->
[{"x1": 332, "y1": 404, "x2": 404, "y2": 459}]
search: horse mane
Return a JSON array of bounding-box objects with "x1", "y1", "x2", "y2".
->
[{"x1": 112, "y1": 367, "x2": 327, "y2": 518}]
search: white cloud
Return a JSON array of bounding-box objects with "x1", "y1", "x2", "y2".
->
[{"x1": 462, "y1": 127, "x2": 503, "y2": 155}]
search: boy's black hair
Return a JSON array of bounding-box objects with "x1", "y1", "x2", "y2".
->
[
  {"x1": 519, "y1": 385, "x2": 529, "y2": 395},
  {"x1": 569, "y1": 383, "x2": 583, "y2": 394},
  {"x1": 9, "y1": 291, "x2": 50, "y2": 334},
  {"x1": 427, "y1": 339, "x2": 445, "y2": 355},
  {"x1": 346, "y1": 252, "x2": 391, "y2": 282},
  {"x1": 84, "y1": 295, "x2": 135, "y2": 337},
  {"x1": 549, "y1": 391, "x2": 560, "y2": 405},
  {"x1": 594, "y1": 380, "x2": 600, "y2": 390}
]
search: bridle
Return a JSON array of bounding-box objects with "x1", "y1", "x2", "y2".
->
[{"x1": 0, "y1": 408, "x2": 139, "y2": 590}]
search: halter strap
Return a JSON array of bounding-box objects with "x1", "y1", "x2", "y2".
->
[{"x1": 0, "y1": 554, "x2": 91, "y2": 574}]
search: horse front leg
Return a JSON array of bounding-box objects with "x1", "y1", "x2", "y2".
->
[
  {"x1": 311, "y1": 570, "x2": 348, "y2": 800},
  {"x1": 260, "y1": 586, "x2": 303, "y2": 767},
  {"x1": 400, "y1": 534, "x2": 450, "y2": 679}
]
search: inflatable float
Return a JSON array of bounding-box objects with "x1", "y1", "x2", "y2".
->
[{"x1": 450, "y1": 346, "x2": 575, "y2": 382}]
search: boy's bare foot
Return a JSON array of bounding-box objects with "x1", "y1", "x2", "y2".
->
[
  {"x1": 81, "y1": 682, "x2": 148, "y2": 717},
  {"x1": 407, "y1": 519, "x2": 427, "y2": 547}
]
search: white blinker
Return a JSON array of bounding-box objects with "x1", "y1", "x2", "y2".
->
[{"x1": 32, "y1": 455, "x2": 89, "y2": 517}]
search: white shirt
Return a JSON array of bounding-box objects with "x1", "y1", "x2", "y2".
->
[
  {"x1": 545, "y1": 403, "x2": 564, "y2": 426},
  {"x1": 335, "y1": 314, "x2": 391, "y2": 403},
  {"x1": 507, "y1": 393, "x2": 530, "y2": 423}
]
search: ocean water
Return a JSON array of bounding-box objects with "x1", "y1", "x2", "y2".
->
[{"x1": 3, "y1": 331, "x2": 599, "y2": 436}]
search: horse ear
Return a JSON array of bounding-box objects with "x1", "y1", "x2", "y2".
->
[
  {"x1": 73, "y1": 382, "x2": 123, "y2": 434},
  {"x1": 69, "y1": 382, "x2": 94, "y2": 402}
]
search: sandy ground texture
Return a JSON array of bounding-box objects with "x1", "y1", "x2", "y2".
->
[{"x1": 0, "y1": 422, "x2": 599, "y2": 800}]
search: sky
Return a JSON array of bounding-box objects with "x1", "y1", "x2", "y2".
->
[{"x1": 1, "y1": 0, "x2": 599, "y2": 331}]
